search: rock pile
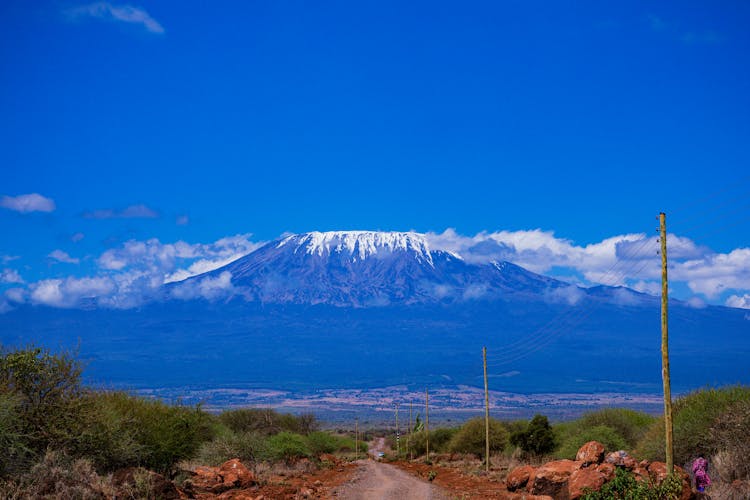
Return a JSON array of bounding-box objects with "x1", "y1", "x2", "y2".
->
[{"x1": 506, "y1": 441, "x2": 693, "y2": 500}]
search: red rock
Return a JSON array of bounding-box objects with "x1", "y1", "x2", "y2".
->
[
  {"x1": 192, "y1": 459, "x2": 256, "y2": 494},
  {"x1": 507, "y1": 465, "x2": 537, "y2": 492},
  {"x1": 576, "y1": 441, "x2": 605, "y2": 466},
  {"x1": 604, "y1": 450, "x2": 636, "y2": 469},
  {"x1": 632, "y1": 466, "x2": 649, "y2": 482},
  {"x1": 219, "y1": 459, "x2": 256, "y2": 489},
  {"x1": 568, "y1": 467, "x2": 606, "y2": 499},
  {"x1": 530, "y1": 460, "x2": 582, "y2": 498},
  {"x1": 596, "y1": 463, "x2": 615, "y2": 481},
  {"x1": 639, "y1": 460, "x2": 650, "y2": 469}
]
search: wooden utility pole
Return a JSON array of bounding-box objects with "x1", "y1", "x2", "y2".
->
[
  {"x1": 409, "y1": 401, "x2": 413, "y2": 460},
  {"x1": 660, "y1": 212, "x2": 674, "y2": 473},
  {"x1": 483, "y1": 346, "x2": 490, "y2": 472},
  {"x1": 425, "y1": 388, "x2": 430, "y2": 462},
  {"x1": 395, "y1": 403, "x2": 400, "y2": 456},
  {"x1": 355, "y1": 417, "x2": 359, "y2": 460}
]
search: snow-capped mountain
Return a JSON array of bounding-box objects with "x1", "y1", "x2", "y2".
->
[
  {"x1": 171, "y1": 230, "x2": 575, "y2": 306},
  {"x1": 2, "y1": 230, "x2": 748, "y2": 399}
]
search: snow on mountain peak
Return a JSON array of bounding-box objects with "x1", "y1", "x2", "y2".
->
[{"x1": 277, "y1": 231, "x2": 435, "y2": 264}]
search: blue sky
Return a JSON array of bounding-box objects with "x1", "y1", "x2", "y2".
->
[{"x1": 1, "y1": 0, "x2": 749, "y2": 309}]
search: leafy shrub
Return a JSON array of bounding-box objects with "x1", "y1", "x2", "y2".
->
[
  {"x1": 218, "y1": 408, "x2": 319, "y2": 435},
  {"x1": 448, "y1": 418, "x2": 508, "y2": 458},
  {"x1": 402, "y1": 427, "x2": 458, "y2": 456},
  {"x1": 0, "y1": 346, "x2": 86, "y2": 454},
  {"x1": 581, "y1": 467, "x2": 683, "y2": 500},
  {"x1": 555, "y1": 425, "x2": 627, "y2": 460},
  {"x1": 0, "y1": 393, "x2": 32, "y2": 476},
  {"x1": 636, "y1": 385, "x2": 750, "y2": 464},
  {"x1": 510, "y1": 414, "x2": 555, "y2": 456},
  {"x1": 576, "y1": 408, "x2": 655, "y2": 448},
  {"x1": 305, "y1": 431, "x2": 339, "y2": 454},
  {"x1": 268, "y1": 432, "x2": 311, "y2": 462},
  {"x1": 73, "y1": 391, "x2": 213, "y2": 474},
  {"x1": 195, "y1": 431, "x2": 271, "y2": 465}
]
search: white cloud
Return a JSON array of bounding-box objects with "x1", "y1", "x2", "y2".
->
[
  {"x1": 170, "y1": 271, "x2": 234, "y2": 301},
  {"x1": 14, "y1": 234, "x2": 263, "y2": 309},
  {"x1": 1, "y1": 269, "x2": 24, "y2": 284},
  {"x1": 176, "y1": 215, "x2": 189, "y2": 226},
  {"x1": 67, "y1": 2, "x2": 164, "y2": 34},
  {"x1": 426, "y1": 229, "x2": 750, "y2": 303},
  {"x1": 4, "y1": 288, "x2": 27, "y2": 303},
  {"x1": 726, "y1": 294, "x2": 750, "y2": 310},
  {"x1": 83, "y1": 204, "x2": 159, "y2": 219},
  {"x1": 30, "y1": 277, "x2": 115, "y2": 308},
  {"x1": 48, "y1": 249, "x2": 80, "y2": 264},
  {"x1": 0, "y1": 193, "x2": 56, "y2": 213},
  {"x1": 71, "y1": 232, "x2": 85, "y2": 242}
]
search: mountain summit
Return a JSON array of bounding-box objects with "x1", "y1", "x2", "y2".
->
[{"x1": 174, "y1": 230, "x2": 569, "y2": 307}]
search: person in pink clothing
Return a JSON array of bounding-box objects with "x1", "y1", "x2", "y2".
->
[{"x1": 692, "y1": 456, "x2": 711, "y2": 493}]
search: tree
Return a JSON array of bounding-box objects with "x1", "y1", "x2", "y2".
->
[{"x1": 510, "y1": 414, "x2": 556, "y2": 455}]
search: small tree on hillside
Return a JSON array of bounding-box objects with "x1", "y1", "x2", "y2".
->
[{"x1": 510, "y1": 414, "x2": 556, "y2": 456}]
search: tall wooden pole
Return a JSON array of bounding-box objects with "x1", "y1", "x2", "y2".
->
[
  {"x1": 425, "y1": 388, "x2": 430, "y2": 462},
  {"x1": 395, "y1": 403, "x2": 400, "y2": 456},
  {"x1": 483, "y1": 346, "x2": 490, "y2": 472},
  {"x1": 409, "y1": 401, "x2": 413, "y2": 460},
  {"x1": 660, "y1": 212, "x2": 674, "y2": 473},
  {"x1": 355, "y1": 417, "x2": 359, "y2": 460}
]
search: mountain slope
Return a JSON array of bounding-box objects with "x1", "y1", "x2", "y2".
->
[{"x1": 169, "y1": 231, "x2": 582, "y2": 306}]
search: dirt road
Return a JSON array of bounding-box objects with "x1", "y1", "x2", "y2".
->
[{"x1": 332, "y1": 459, "x2": 450, "y2": 500}]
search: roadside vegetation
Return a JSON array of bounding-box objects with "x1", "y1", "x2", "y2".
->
[{"x1": 0, "y1": 344, "x2": 361, "y2": 497}]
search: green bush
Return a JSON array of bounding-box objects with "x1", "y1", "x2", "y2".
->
[
  {"x1": 0, "y1": 393, "x2": 32, "y2": 476},
  {"x1": 448, "y1": 418, "x2": 508, "y2": 458},
  {"x1": 195, "y1": 431, "x2": 271, "y2": 466},
  {"x1": 576, "y1": 408, "x2": 655, "y2": 448},
  {"x1": 268, "y1": 432, "x2": 311, "y2": 462},
  {"x1": 636, "y1": 385, "x2": 750, "y2": 464},
  {"x1": 510, "y1": 414, "x2": 556, "y2": 456},
  {"x1": 73, "y1": 391, "x2": 213, "y2": 474},
  {"x1": 581, "y1": 467, "x2": 682, "y2": 500},
  {"x1": 218, "y1": 408, "x2": 318, "y2": 435},
  {"x1": 555, "y1": 425, "x2": 628, "y2": 460},
  {"x1": 0, "y1": 346, "x2": 86, "y2": 454},
  {"x1": 305, "y1": 431, "x2": 339, "y2": 455}
]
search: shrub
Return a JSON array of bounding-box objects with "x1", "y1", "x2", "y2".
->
[
  {"x1": 636, "y1": 386, "x2": 750, "y2": 464},
  {"x1": 401, "y1": 427, "x2": 457, "y2": 457},
  {"x1": 576, "y1": 408, "x2": 655, "y2": 448},
  {"x1": 218, "y1": 408, "x2": 319, "y2": 435},
  {"x1": 305, "y1": 431, "x2": 339, "y2": 455},
  {"x1": 555, "y1": 425, "x2": 628, "y2": 460},
  {"x1": 268, "y1": 432, "x2": 311, "y2": 463},
  {"x1": 195, "y1": 431, "x2": 271, "y2": 466},
  {"x1": 73, "y1": 391, "x2": 213, "y2": 474},
  {"x1": 510, "y1": 414, "x2": 555, "y2": 456},
  {"x1": 581, "y1": 467, "x2": 683, "y2": 500},
  {"x1": 448, "y1": 418, "x2": 508, "y2": 458},
  {"x1": 0, "y1": 346, "x2": 85, "y2": 454},
  {"x1": 0, "y1": 393, "x2": 32, "y2": 477}
]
